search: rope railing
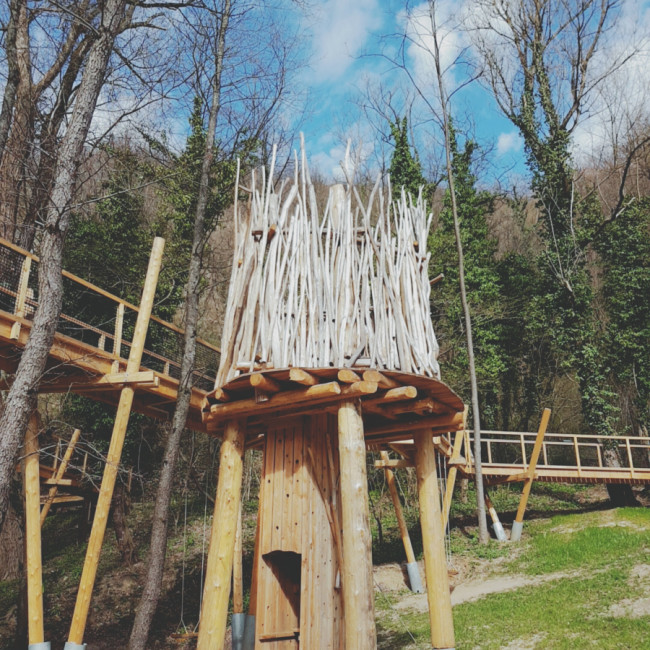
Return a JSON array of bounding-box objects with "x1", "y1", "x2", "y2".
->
[{"x1": 0, "y1": 237, "x2": 220, "y2": 392}]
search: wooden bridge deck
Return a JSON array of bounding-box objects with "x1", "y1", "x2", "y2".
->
[
  {"x1": 383, "y1": 429, "x2": 650, "y2": 487},
  {"x1": 460, "y1": 430, "x2": 650, "y2": 486},
  {"x1": 0, "y1": 237, "x2": 220, "y2": 432}
]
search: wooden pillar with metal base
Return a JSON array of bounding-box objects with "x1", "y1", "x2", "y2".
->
[
  {"x1": 24, "y1": 413, "x2": 50, "y2": 650},
  {"x1": 231, "y1": 504, "x2": 245, "y2": 650},
  {"x1": 197, "y1": 419, "x2": 245, "y2": 650},
  {"x1": 338, "y1": 399, "x2": 377, "y2": 650},
  {"x1": 511, "y1": 408, "x2": 551, "y2": 542},
  {"x1": 380, "y1": 450, "x2": 423, "y2": 593},
  {"x1": 414, "y1": 429, "x2": 455, "y2": 649},
  {"x1": 66, "y1": 238, "x2": 164, "y2": 650}
]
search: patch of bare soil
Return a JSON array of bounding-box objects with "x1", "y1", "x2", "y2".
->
[{"x1": 604, "y1": 563, "x2": 650, "y2": 619}]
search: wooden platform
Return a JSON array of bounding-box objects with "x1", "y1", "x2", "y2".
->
[
  {"x1": 202, "y1": 367, "x2": 465, "y2": 442},
  {"x1": 0, "y1": 236, "x2": 220, "y2": 432}
]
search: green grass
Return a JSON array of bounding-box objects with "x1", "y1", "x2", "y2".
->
[{"x1": 377, "y1": 508, "x2": 650, "y2": 649}]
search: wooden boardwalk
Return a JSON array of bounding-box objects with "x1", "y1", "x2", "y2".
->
[
  {"x1": 381, "y1": 428, "x2": 650, "y2": 487},
  {"x1": 0, "y1": 237, "x2": 220, "y2": 432}
]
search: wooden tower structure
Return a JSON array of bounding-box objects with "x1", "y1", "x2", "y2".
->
[{"x1": 197, "y1": 148, "x2": 464, "y2": 650}]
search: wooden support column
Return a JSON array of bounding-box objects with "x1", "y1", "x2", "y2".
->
[
  {"x1": 414, "y1": 430, "x2": 455, "y2": 650},
  {"x1": 511, "y1": 408, "x2": 551, "y2": 542},
  {"x1": 380, "y1": 450, "x2": 423, "y2": 593},
  {"x1": 24, "y1": 413, "x2": 47, "y2": 649},
  {"x1": 197, "y1": 419, "x2": 245, "y2": 650},
  {"x1": 231, "y1": 504, "x2": 245, "y2": 650},
  {"x1": 337, "y1": 399, "x2": 376, "y2": 650},
  {"x1": 40, "y1": 429, "x2": 81, "y2": 525},
  {"x1": 67, "y1": 238, "x2": 164, "y2": 649},
  {"x1": 243, "y1": 514, "x2": 261, "y2": 650}
]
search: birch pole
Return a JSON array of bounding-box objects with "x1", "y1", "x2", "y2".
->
[{"x1": 428, "y1": 0, "x2": 489, "y2": 543}]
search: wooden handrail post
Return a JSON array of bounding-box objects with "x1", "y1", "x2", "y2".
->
[
  {"x1": 10, "y1": 255, "x2": 32, "y2": 339},
  {"x1": 24, "y1": 413, "x2": 48, "y2": 648},
  {"x1": 511, "y1": 408, "x2": 551, "y2": 542},
  {"x1": 442, "y1": 419, "x2": 467, "y2": 530},
  {"x1": 41, "y1": 429, "x2": 81, "y2": 525},
  {"x1": 197, "y1": 419, "x2": 245, "y2": 650},
  {"x1": 66, "y1": 238, "x2": 164, "y2": 649},
  {"x1": 414, "y1": 429, "x2": 455, "y2": 649},
  {"x1": 380, "y1": 450, "x2": 423, "y2": 593},
  {"x1": 338, "y1": 399, "x2": 376, "y2": 650}
]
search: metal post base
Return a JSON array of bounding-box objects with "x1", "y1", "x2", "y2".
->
[
  {"x1": 242, "y1": 613, "x2": 256, "y2": 650},
  {"x1": 406, "y1": 561, "x2": 425, "y2": 593},
  {"x1": 492, "y1": 520, "x2": 507, "y2": 542},
  {"x1": 63, "y1": 643, "x2": 86, "y2": 650},
  {"x1": 28, "y1": 643, "x2": 51, "y2": 650},
  {"x1": 510, "y1": 520, "x2": 524, "y2": 542},
  {"x1": 232, "y1": 612, "x2": 246, "y2": 650}
]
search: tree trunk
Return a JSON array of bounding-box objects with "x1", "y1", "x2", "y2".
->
[
  {"x1": 0, "y1": 0, "x2": 129, "y2": 535},
  {"x1": 112, "y1": 483, "x2": 136, "y2": 565},
  {"x1": 602, "y1": 447, "x2": 638, "y2": 507},
  {"x1": 0, "y1": 495, "x2": 23, "y2": 580},
  {"x1": 128, "y1": 3, "x2": 232, "y2": 647},
  {"x1": 428, "y1": 0, "x2": 489, "y2": 543}
]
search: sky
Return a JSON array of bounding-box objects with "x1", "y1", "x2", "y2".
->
[{"x1": 295, "y1": 0, "x2": 650, "y2": 187}]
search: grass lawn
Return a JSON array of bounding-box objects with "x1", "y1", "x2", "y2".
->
[{"x1": 376, "y1": 508, "x2": 650, "y2": 649}]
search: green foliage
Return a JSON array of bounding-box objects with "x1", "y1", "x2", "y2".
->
[
  {"x1": 388, "y1": 116, "x2": 428, "y2": 200},
  {"x1": 595, "y1": 200, "x2": 650, "y2": 431},
  {"x1": 428, "y1": 129, "x2": 507, "y2": 426}
]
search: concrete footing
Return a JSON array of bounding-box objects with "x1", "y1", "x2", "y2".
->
[
  {"x1": 510, "y1": 520, "x2": 524, "y2": 542},
  {"x1": 406, "y1": 561, "x2": 425, "y2": 593},
  {"x1": 492, "y1": 520, "x2": 507, "y2": 542}
]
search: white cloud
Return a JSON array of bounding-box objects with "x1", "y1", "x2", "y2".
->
[
  {"x1": 496, "y1": 131, "x2": 522, "y2": 156},
  {"x1": 398, "y1": 1, "x2": 469, "y2": 95},
  {"x1": 308, "y1": 0, "x2": 382, "y2": 83}
]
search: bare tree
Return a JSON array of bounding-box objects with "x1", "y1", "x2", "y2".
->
[
  {"x1": 129, "y1": 1, "x2": 303, "y2": 645},
  {"x1": 0, "y1": 0, "x2": 131, "y2": 534},
  {"x1": 425, "y1": 0, "x2": 489, "y2": 543}
]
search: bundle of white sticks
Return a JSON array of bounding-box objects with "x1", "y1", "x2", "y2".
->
[{"x1": 215, "y1": 141, "x2": 440, "y2": 387}]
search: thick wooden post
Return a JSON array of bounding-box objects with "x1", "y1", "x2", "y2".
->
[
  {"x1": 380, "y1": 450, "x2": 423, "y2": 593},
  {"x1": 66, "y1": 238, "x2": 164, "y2": 649},
  {"x1": 40, "y1": 429, "x2": 81, "y2": 525},
  {"x1": 414, "y1": 430, "x2": 455, "y2": 650},
  {"x1": 511, "y1": 408, "x2": 551, "y2": 541},
  {"x1": 337, "y1": 399, "x2": 376, "y2": 650},
  {"x1": 24, "y1": 413, "x2": 48, "y2": 649},
  {"x1": 197, "y1": 419, "x2": 245, "y2": 650}
]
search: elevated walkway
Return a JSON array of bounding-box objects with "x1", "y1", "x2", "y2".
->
[{"x1": 0, "y1": 237, "x2": 220, "y2": 432}]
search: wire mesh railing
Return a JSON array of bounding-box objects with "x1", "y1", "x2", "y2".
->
[{"x1": 0, "y1": 237, "x2": 220, "y2": 392}]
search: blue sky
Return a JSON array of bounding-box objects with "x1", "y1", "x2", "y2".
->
[{"x1": 295, "y1": 0, "x2": 650, "y2": 187}]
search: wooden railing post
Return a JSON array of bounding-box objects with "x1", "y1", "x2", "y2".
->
[
  {"x1": 66, "y1": 238, "x2": 164, "y2": 650},
  {"x1": 10, "y1": 255, "x2": 32, "y2": 339},
  {"x1": 511, "y1": 409, "x2": 551, "y2": 542},
  {"x1": 442, "y1": 408, "x2": 468, "y2": 530}
]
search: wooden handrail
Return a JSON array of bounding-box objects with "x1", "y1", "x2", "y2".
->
[{"x1": 0, "y1": 236, "x2": 221, "y2": 355}]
